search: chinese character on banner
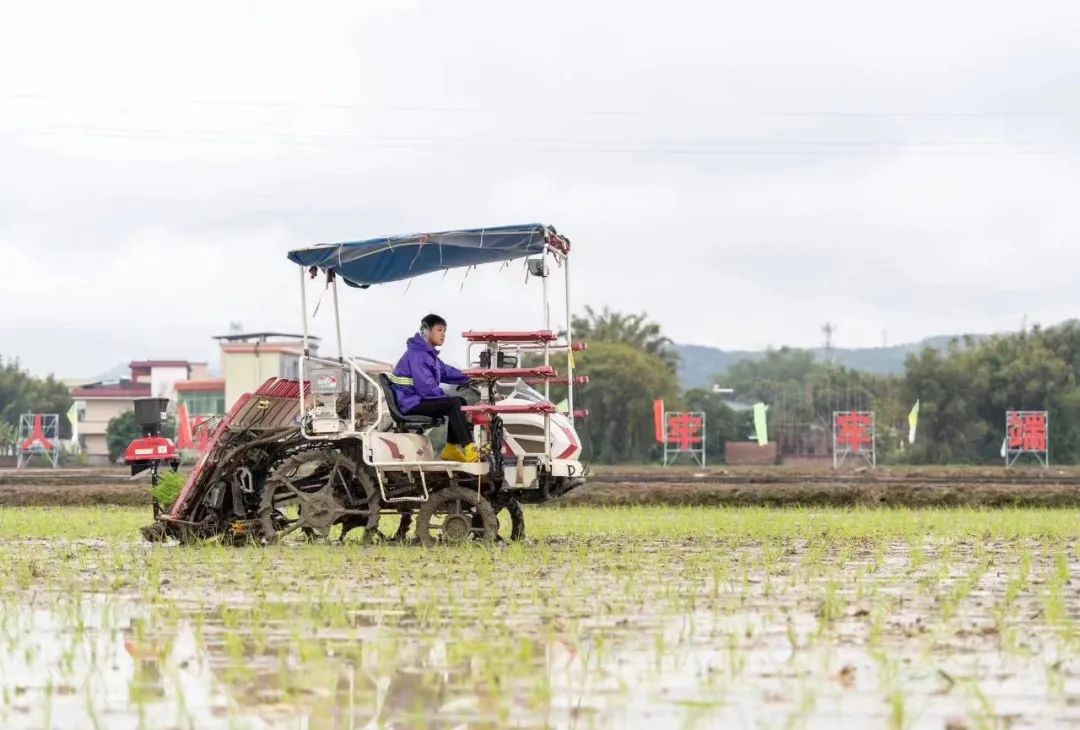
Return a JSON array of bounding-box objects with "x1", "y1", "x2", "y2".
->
[
  {"x1": 1005, "y1": 410, "x2": 1048, "y2": 467},
  {"x1": 836, "y1": 412, "x2": 873, "y2": 452},
  {"x1": 833, "y1": 411, "x2": 876, "y2": 469},
  {"x1": 666, "y1": 413, "x2": 703, "y2": 450},
  {"x1": 662, "y1": 411, "x2": 706, "y2": 466}
]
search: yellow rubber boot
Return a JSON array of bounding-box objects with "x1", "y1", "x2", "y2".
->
[
  {"x1": 461, "y1": 443, "x2": 481, "y2": 463},
  {"x1": 440, "y1": 444, "x2": 465, "y2": 462}
]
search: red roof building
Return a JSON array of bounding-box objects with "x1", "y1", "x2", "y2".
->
[{"x1": 71, "y1": 360, "x2": 204, "y2": 460}]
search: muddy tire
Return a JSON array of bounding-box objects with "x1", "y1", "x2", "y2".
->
[
  {"x1": 259, "y1": 449, "x2": 378, "y2": 544},
  {"x1": 488, "y1": 495, "x2": 525, "y2": 542},
  {"x1": 140, "y1": 521, "x2": 170, "y2": 543},
  {"x1": 417, "y1": 486, "x2": 497, "y2": 546}
]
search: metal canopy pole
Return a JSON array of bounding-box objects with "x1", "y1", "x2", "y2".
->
[
  {"x1": 564, "y1": 255, "x2": 574, "y2": 418},
  {"x1": 299, "y1": 267, "x2": 310, "y2": 356},
  {"x1": 541, "y1": 245, "x2": 551, "y2": 461},
  {"x1": 541, "y1": 246, "x2": 550, "y2": 403},
  {"x1": 331, "y1": 274, "x2": 345, "y2": 363},
  {"x1": 298, "y1": 266, "x2": 311, "y2": 429}
]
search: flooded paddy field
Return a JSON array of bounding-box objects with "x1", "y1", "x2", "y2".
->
[{"x1": 3, "y1": 506, "x2": 1080, "y2": 728}]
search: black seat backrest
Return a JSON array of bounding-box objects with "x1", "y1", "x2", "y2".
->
[
  {"x1": 378, "y1": 373, "x2": 408, "y2": 422},
  {"x1": 377, "y1": 373, "x2": 442, "y2": 435}
]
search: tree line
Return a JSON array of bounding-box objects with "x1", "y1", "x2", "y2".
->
[
  {"x1": 570, "y1": 311, "x2": 1080, "y2": 465},
  {"x1": 6, "y1": 315, "x2": 1080, "y2": 465},
  {"x1": 0, "y1": 357, "x2": 72, "y2": 452}
]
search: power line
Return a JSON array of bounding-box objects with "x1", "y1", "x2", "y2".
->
[
  {"x1": 1, "y1": 124, "x2": 1074, "y2": 155},
  {"x1": 1, "y1": 91, "x2": 1077, "y2": 118},
  {"x1": 7, "y1": 122, "x2": 1078, "y2": 146}
]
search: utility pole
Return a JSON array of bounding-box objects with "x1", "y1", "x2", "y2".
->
[{"x1": 822, "y1": 322, "x2": 836, "y2": 363}]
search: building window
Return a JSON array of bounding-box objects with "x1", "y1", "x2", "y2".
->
[
  {"x1": 280, "y1": 355, "x2": 300, "y2": 381},
  {"x1": 178, "y1": 391, "x2": 226, "y2": 417}
]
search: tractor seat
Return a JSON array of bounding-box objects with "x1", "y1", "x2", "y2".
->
[{"x1": 378, "y1": 374, "x2": 444, "y2": 433}]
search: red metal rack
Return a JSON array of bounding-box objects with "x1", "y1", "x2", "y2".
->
[
  {"x1": 463, "y1": 330, "x2": 558, "y2": 343},
  {"x1": 524, "y1": 375, "x2": 590, "y2": 386},
  {"x1": 462, "y1": 402, "x2": 557, "y2": 416},
  {"x1": 463, "y1": 366, "x2": 557, "y2": 380}
]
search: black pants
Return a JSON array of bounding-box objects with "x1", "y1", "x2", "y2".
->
[{"x1": 408, "y1": 397, "x2": 471, "y2": 445}]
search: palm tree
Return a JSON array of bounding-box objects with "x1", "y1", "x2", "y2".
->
[{"x1": 570, "y1": 306, "x2": 678, "y2": 369}]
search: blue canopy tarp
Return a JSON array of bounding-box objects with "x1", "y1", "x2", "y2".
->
[{"x1": 287, "y1": 223, "x2": 564, "y2": 287}]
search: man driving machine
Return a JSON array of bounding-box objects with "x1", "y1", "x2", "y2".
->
[{"x1": 388, "y1": 314, "x2": 480, "y2": 463}]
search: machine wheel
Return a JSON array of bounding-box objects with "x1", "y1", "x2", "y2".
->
[
  {"x1": 417, "y1": 487, "x2": 497, "y2": 546},
  {"x1": 485, "y1": 495, "x2": 525, "y2": 542},
  {"x1": 259, "y1": 449, "x2": 378, "y2": 544}
]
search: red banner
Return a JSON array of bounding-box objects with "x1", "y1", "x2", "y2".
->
[
  {"x1": 835, "y1": 412, "x2": 874, "y2": 453},
  {"x1": 1007, "y1": 411, "x2": 1047, "y2": 452},
  {"x1": 175, "y1": 403, "x2": 194, "y2": 450},
  {"x1": 665, "y1": 412, "x2": 704, "y2": 450}
]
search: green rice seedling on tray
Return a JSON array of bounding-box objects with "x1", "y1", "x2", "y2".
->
[{"x1": 149, "y1": 470, "x2": 185, "y2": 510}]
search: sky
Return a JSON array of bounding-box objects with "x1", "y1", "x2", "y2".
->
[{"x1": 2, "y1": 0, "x2": 1079, "y2": 379}]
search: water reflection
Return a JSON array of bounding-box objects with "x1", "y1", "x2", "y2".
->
[
  {"x1": 4, "y1": 591, "x2": 1076, "y2": 728},
  {"x1": 0, "y1": 600, "x2": 232, "y2": 729},
  {"x1": 0, "y1": 598, "x2": 585, "y2": 729}
]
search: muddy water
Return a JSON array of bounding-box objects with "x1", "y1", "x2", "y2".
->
[{"x1": 3, "y1": 538, "x2": 1080, "y2": 728}]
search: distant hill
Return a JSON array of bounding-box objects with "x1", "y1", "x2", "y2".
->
[{"x1": 676, "y1": 334, "x2": 988, "y2": 390}]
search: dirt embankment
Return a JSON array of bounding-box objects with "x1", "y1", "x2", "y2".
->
[
  {"x1": 564, "y1": 465, "x2": 1080, "y2": 507},
  {"x1": 4, "y1": 467, "x2": 1080, "y2": 508},
  {"x1": 0, "y1": 483, "x2": 152, "y2": 507},
  {"x1": 561, "y1": 480, "x2": 1080, "y2": 508},
  {"x1": 0, "y1": 468, "x2": 149, "y2": 507}
]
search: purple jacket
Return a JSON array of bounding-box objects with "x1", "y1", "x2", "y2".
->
[{"x1": 389, "y1": 334, "x2": 471, "y2": 413}]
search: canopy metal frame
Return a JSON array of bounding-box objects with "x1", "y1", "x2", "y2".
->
[{"x1": 290, "y1": 224, "x2": 576, "y2": 477}]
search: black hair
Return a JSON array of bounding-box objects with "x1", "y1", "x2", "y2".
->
[{"x1": 420, "y1": 313, "x2": 447, "y2": 332}]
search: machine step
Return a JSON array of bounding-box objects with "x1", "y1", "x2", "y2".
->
[{"x1": 375, "y1": 460, "x2": 490, "y2": 475}]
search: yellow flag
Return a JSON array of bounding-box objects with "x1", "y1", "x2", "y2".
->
[
  {"x1": 907, "y1": 400, "x2": 920, "y2": 444},
  {"x1": 753, "y1": 403, "x2": 769, "y2": 446},
  {"x1": 67, "y1": 402, "x2": 79, "y2": 445}
]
